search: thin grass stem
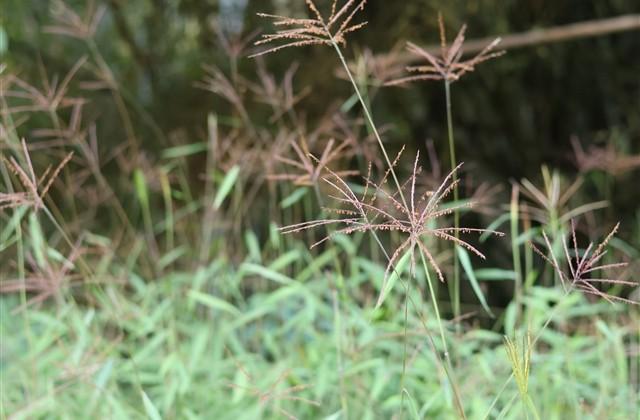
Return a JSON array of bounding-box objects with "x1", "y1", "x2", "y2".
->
[
  {"x1": 444, "y1": 80, "x2": 461, "y2": 326},
  {"x1": 511, "y1": 186, "x2": 523, "y2": 307},
  {"x1": 327, "y1": 35, "x2": 409, "y2": 212},
  {"x1": 419, "y1": 246, "x2": 466, "y2": 419}
]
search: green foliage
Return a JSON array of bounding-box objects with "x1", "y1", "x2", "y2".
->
[{"x1": 1, "y1": 242, "x2": 637, "y2": 418}]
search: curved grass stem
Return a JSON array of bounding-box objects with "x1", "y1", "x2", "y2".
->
[{"x1": 328, "y1": 37, "x2": 409, "y2": 212}]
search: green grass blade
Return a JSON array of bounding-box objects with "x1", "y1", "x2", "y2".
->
[
  {"x1": 141, "y1": 390, "x2": 162, "y2": 420},
  {"x1": 375, "y1": 248, "x2": 411, "y2": 309},
  {"x1": 457, "y1": 246, "x2": 494, "y2": 317},
  {"x1": 133, "y1": 169, "x2": 150, "y2": 215},
  {"x1": 475, "y1": 269, "x2": 517, "y2": 281},
  {"x1": 213, "y1": 165, "x2": 240, "y2": 209},
  {"x1": 188, "y1": 290, "x2": 241, "y2": 316},
  {"x1": 161, "y1": 142, "x2": 207, "y2": 159},
  {"x1": 280, "y1": 187, "x2": 308, "y2": 209},
  {"x1": 28, "y1": 212, "x2": 46, "y2": 268}
]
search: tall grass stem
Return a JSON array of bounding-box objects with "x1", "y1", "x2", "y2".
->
[{"x1": 444, "y1": 81, "x2": 461, "y2": 325}]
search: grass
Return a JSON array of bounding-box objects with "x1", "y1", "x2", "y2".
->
[
  {"x1": 1, "y1": 1, "x2": 639, "y2": 419},
  {"x1": 2, "y1": 257, "x2": 637, "y2": 418}
]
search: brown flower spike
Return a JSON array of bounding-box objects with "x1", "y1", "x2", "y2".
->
[
  {"x1": 268, "y1": 138, "x2": 357, "y2": 187},
  {"x1": 531, "y1": 220, "x2": 638, "y2": 304},
  {"x1": 386, "y1": 14, "x2": 504, "y2": 85},
  {"x1": 250, "y1": 0, "x2": 367, "y2": 57},
  {"x1": 281, "y1": 151, "x2": 503, "y2": 285}
]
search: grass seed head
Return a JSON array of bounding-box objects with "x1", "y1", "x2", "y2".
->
[
  {"x1": 280, "y1": 152, "x2": 503, "y2": 284},
  {"x1": 386, "y1": 13, "x2": 504, "y2": 86},
  {"x1": 251, "y1": 0, "x2": 368, "y2": 57},
  {"x1": 530, "y1": 219, "x2": 638, "y2": 304}
]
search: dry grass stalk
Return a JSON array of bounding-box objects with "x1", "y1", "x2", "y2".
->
[
  {"x1": 0, "y1": 240, "x2": 85, "y2": 309},
  {"x1": 213, "y1": 24, "x2": 261, "y2": 62},
  {"x1": 3, "y1": 57, "x2": 87, "y2": 115},
  {"x1": 531, "y1": 220, "x2": 638, "y2": 304},
  {"x1": 44, "y1": 0, "x2": 106, "y2": 40},
  {"x1": 385, "y1": 13, "x2": 504, "y2": 85},
  {"x1": 269, "y1": 137, "x2": 357, "y2": 187},
  {"x1": 196, "y1": 65, "x2": 250, "y2": 121},
  {"x1": 250, "y1": 60, "x2": 311, "y2": 123},
  {"x1": 1, "y1": 139, "x2": 73, "y2": 211},
  {"x1": 251, "y1": 0, "x2": 367, "y2": 57},
  {"x1": 281, "y1": 151, "x2": 503, "y2": 283},
  {"x1": 571, "y1": 136, "x2": 640, "y2": 176}
]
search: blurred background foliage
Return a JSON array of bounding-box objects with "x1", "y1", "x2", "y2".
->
[
  {"x1": 2, "y1": 0, "x2": 640, "y2": 305},
  {"x1": 3, "y1": 0, "x2": 639, "y2": 222}
]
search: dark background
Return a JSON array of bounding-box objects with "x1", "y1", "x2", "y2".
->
[{"x1": 4, "y1": 0, "x2": 640, "y2": 239}]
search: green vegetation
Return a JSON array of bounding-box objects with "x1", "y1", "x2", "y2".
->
[{"x1": 1, "y1": 1, "x2": 638, "y2": 419}]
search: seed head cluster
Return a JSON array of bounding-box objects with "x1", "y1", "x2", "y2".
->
[
  {"x1": 251, "y1": 0, "x2": 368, "y2": 57},
  {"x1": 386, "y1": 13, "x2": 504, "y2": 85},
  {"x1": 532, "y1": 220, "x2": 638, "y2": 304},
  {"x1": 281, "y1": 150, "x2": 504, "y2": 283}
]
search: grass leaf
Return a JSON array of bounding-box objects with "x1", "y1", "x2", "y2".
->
[
  {"x1": 141, "y1": 390, "x2": 163, "y2": 420},
  {"x1": 133, "y1": 169, "x2": 150, "y2": 215},
  {"x1": 161, "y1": 142, "x2": 207, "y2": 159},
  {"x1": 188, "y1": 290, "x2": 241, "y2": 315},
  {"x1": 457, "y1": 246, "x2": 494, "y2": 317},
  {"x1": 375, "y1": 249, "x2": 411, "y2": 309},
  {"x1": 28, "y1": 212, "x2": 46, "y2": 268},
  {"x1": 280, "y1": 187, "x2": 308, "y2": 209},
  {"x1": 240, "y1": 262, "x2": 294, "y2": 285},
  {"x1": 475, "y1": 268, "x2": 517, "y2": 281},
  {"x1": 214, "y1": 165, "x2": 240, "y2": 209}
]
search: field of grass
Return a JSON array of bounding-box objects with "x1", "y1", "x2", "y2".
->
[{"x1": 1, "y1": 1, "x2": 639, "y2": 419}]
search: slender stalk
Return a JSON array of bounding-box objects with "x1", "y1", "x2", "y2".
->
[
  {"x1": 526, "y1": 395, "x2": 542, "y2": 420},
  {"x1": 399, "y1": 272, "x2": 410, "y2": 419},
  {"x1": 326, "y1": 32, "x2": 466, "y2": 419},
  {"x1": 332, "y1": 289, "x2": 349, "y2": 418},
  {"x1": 328, "y1": 38, "x2": 410, "y2": 212},
  {"x1": 159, "y1": 170, "x2": 174, "y2": 253},
  {"x1": 420, "y1": 249, "x2": 448, "y2": 353},
  {"x1": 419, "y1": 248, "x2": 466, "y2": 419},
  {"x1": 444, "y1": 80, "x2": 461, "y2": 325},
  {"x1": 511, "y1": 185, "x2": 523, "y2": 306},
  {"x1": 87, "y1": 39, "x2": 140, "y2": 163}
]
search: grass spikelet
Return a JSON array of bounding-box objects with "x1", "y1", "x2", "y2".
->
[
  {"x1": 385, "y1": 13, "x2": 504, "y2": 86},
  {"x1": 530, "y1": 219, "x2": 638, "y2": 304},
  {"x1": 280, "y1": 155, "x2": 504, "y2": 287},
  {"x1": 504, "y1": 332, "x2": 540, "y2": 420},
  {"x1": 251, "y1": 0, "x2": 367, "y2": 57}
]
